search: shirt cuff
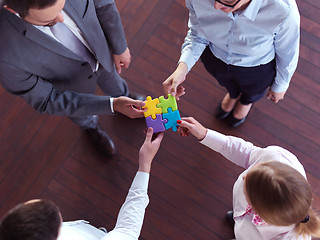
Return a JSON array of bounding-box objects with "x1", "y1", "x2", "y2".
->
[
  {"x1": 270, "y1": 80, "x2": 290, "y2": 93},
  {"x1": 199, "y1": 129, "x2": 228, "y2": 152},
  {"x1": 131, "y1": 171, "x2": 150, "y2": 191},
  {"x1": 110, "y1": 97, "x2": 114, "y2": 114},
  {"x1": 178, "y1": 56, "x2": 195, "y2": 73}
]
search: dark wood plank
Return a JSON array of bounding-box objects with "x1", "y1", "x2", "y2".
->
[{"x1": 0, "y1": 0, "x2": 320, "y2": 239}]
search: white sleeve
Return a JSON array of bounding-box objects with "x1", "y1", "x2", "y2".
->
[{"x1": 102, "y1": 171, "x2": 150, "y2": 240}]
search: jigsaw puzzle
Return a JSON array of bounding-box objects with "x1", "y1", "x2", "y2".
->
[{"x1": 143, "y1": 94, "x2": 181, "y2": 133}]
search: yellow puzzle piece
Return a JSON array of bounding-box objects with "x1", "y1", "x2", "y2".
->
[{"x1": 142, "y1": 96, "x2": 162, "y2": 119}]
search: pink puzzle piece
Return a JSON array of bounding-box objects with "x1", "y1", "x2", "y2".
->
[{"x1": 145, "y1": 114, "x2": 168, "y2": 133}]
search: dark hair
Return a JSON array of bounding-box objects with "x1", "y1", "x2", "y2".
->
[
  {"x1": 3, "y1": 0, "x2": 57, "y2": 17},
  {"x1": 0, "y1": 199, "x2": 61, "y2": 240},
  {"x1": 245, "y1": 161, "x2": 320, "y2": 238}
]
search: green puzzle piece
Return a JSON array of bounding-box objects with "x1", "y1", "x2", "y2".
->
[{"x1": 157, "y1": 94, "x2": 178, "y2": 113}]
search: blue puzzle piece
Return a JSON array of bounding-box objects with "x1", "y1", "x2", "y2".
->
[
  {"x1": 162, "y1": 108, "x2": 181, "y2": 131},
  {"x1": 145, "y1": 114, "x2": 168, "y2": 133}
]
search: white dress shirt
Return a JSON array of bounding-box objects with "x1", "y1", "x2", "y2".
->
[
  {"x1": 200, "y1": 129, "x2": 310, "y2": 240},
  {"x1": 33, "y1": 10, "x2": 99, "y2": 72},
  {"x1": 179, "y1": 0, "x2": 300, "y2": 93},
  {"x1": 58, "y1": 171, "x2": 150, "y2": 240}
]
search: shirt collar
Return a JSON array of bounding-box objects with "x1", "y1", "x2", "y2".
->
[{"x1": 242, "y1": 0, "x2": 264, "y2": 21}]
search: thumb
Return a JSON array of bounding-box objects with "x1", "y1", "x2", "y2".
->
[
  {"x1": 144, "y1": 127, "x2": 154, "y2": 143},
  {"x1": 169, "y1": 82, "x2": 179, "y2": 95}
]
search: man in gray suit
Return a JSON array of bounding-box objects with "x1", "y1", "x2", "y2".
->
[{"x1": 0, "y1": 0, "x2": 146, "y2": 155}]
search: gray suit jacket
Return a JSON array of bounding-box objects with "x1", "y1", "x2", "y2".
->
[{"x1": 0, "y1": 0, "x2": 127, "y2": 117}]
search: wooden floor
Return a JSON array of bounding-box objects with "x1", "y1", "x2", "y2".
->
[{"x1": 0, "y1": 0, "x2": 320, "y2": 239}]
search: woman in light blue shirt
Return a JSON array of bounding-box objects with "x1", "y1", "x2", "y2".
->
[{"x1": 163, "y1": 0, "x2": 300, "y2": 127}]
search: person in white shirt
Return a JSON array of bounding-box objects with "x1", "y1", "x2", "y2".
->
[
  {"x1": 0, "y1": 128, "x2": 163, "y2": 240},
  {"x1": 163, "y1": 0, "x2": 300, "y2": 128},
  {"x1": 176, "y1": 118, "x2": 320, "y2": 239}
]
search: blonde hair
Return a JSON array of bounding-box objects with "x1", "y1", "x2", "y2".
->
[{"x1": 245, "y1": 161, "x2": 320, "y2": 238}]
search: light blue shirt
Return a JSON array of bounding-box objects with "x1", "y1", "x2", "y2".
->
[{"x1": 179, "y1": 0, "x2": 300, "y2": 92}]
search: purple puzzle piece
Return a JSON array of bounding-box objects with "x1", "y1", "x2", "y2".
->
[
  {"x1": 145, "y1": 114, "x2": 168, "y2": 133},
  {"x1": 162, "y1": 108, "x2": 181, "y2": 131}
]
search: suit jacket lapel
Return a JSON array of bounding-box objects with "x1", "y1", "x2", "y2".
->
[
  {"x1": 3, "y1": 7, "x2": 84, "y2": 61},
  {"x1": 63, "y1": 0, "x2": 98, "y2": 56},
  {"x1": 24, "y1": 24, "x2": 83, "y2": 61}
]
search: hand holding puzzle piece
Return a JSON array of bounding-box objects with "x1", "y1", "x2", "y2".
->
[{"x1": 142, "y1": 94, "x2": 181, "y2": 133}]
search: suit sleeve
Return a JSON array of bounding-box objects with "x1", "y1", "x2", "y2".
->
[
  {"x1": 93, "y1": 0, "x2": 127, "y2": 55},
  {"x1": 0, "y1": 61, "x2": 113, "y2": 117}
]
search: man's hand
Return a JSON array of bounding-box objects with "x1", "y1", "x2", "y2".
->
[
  {"x1": 113, "y1": 96, "x2": 145, "y2": 118},
  {"x1": 162, "y1": 62, "x2": 188, "y2": 100},
  {"x1": 267, "y1": 88, "x2": 286, "y2": 103},
  {"x1": 113, "y1": 47, "x2": 131, "y2": 74},
  {"x1": 177, "y1": 117, "x2": 207, "y2": 141},
  {"x1": 138, "y1": 128, "x2": 164, "y2": 173}
]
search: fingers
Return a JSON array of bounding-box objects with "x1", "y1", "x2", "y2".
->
[
  {"x1": 163, "y1": 77, "x2": 177, "y2": 97},
  {"x1": 134, "y1": 100, "x2": 146, "y2": 108},
  {"x1": 268, "y1": 95, "x2": 277, "y2": 103},
  {"x1": 180, "y1": 116, "x2": 195, "y2": 124},
  {"x1": 153, "y1": 131, "x2": 164, "y2": 144},
  {"x1": 177, "y1": 119, "x2": 194, "y2": 130},
  {"x1": 174, "y1": 85, "x2": 185, "y2": 101},
  {"x1": 131, "y1": 111, "x2": 145, "y2": 118},
  {"x1": 131, "y1": 100, "x2": 146, "y2": 116},
  {"x1": 115, "y1": 63, "x2": 121, "y2": 74},
  {"x1": 166, "y1": 85, "x2": 177, "y2": 98},
  {"x1": 177, "y1": 126, "x2": 190, "y2": 137},
  {"x1": 267, "y1": 92, "x2": 275, "y2": 102},
  {"x1": 121, "y1": 60, "x2": 130, "y2": 69},
  {"x1": 128, "y1": 107, "x2": 145, "y2": 118},
  {"x1": 144, "y1": 127, "x2": 154, "y2": 143},
  {"x1": 176, "y1": 85, "x2": 185, "y2": 98},
  {"x1": 177, "y1": 119, "x2": 193, "y2": 136},
  {"x1": 124, "y1": 98, "x2": 146, "y2": 108},
  {"x1": 267, "y1": 89, "x2": 285, "y2": 103},
  {"x1": 144, "y1": 128, "x2": 164, "y2": 146}
]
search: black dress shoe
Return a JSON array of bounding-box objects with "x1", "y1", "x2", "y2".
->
[
  {"x1": 228, "y1": 104, "x2": 253, "y2": 128},
  {"x1": 228, "y1": 114, "x2": 247, "y2": 128},
  {"x1": 226, "y1": 210, "x2": 235, "y2": 227},
  {"x1": 98, "y1": 227, "x2": 107, "y2": 233},
  {"x1": 215, "y1": 102, "x2": 231, "y2": 119},
  {"x1": 128, "y1": 92, "x2": 146, "y2": 101},
  {"x1": 84, "y1": 124, "x2": 116, "y2": 155}
]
